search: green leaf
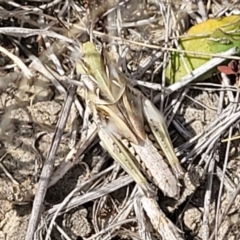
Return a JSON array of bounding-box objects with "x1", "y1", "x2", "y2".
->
[
  {"x1": 166, "y1": 15, "x2": 240, "y2": 84},
  {"x1": 209, "y1": 22, "x2": 240, "y2": 53}
]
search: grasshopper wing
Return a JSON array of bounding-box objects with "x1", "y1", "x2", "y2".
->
[
  {"x1": 98, "y1": 104, "x2": 139, "y2": 144},
  {"x1": 121, "y1": 89, "x2": 146, "y2": 141}
]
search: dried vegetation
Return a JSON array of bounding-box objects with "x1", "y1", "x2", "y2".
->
[{"x1": 0, "y1": 0, "x2": 240, "y2": 239}]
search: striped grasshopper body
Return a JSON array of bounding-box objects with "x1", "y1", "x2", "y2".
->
[{"x1": 76, "y1": 42, "x2": 184, "y2": 199}]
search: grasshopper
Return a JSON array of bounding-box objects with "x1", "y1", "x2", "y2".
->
[
  {"x1": 75, "y1": 41, "x2": 188, "y2": 239},
  {"x1": 77, "y1": 42, "x2": 184, "y2": 199}
]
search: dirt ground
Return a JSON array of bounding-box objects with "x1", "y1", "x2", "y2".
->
[{"x1": 1, "y1": 0, "x2": 240, "y2": 239}]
